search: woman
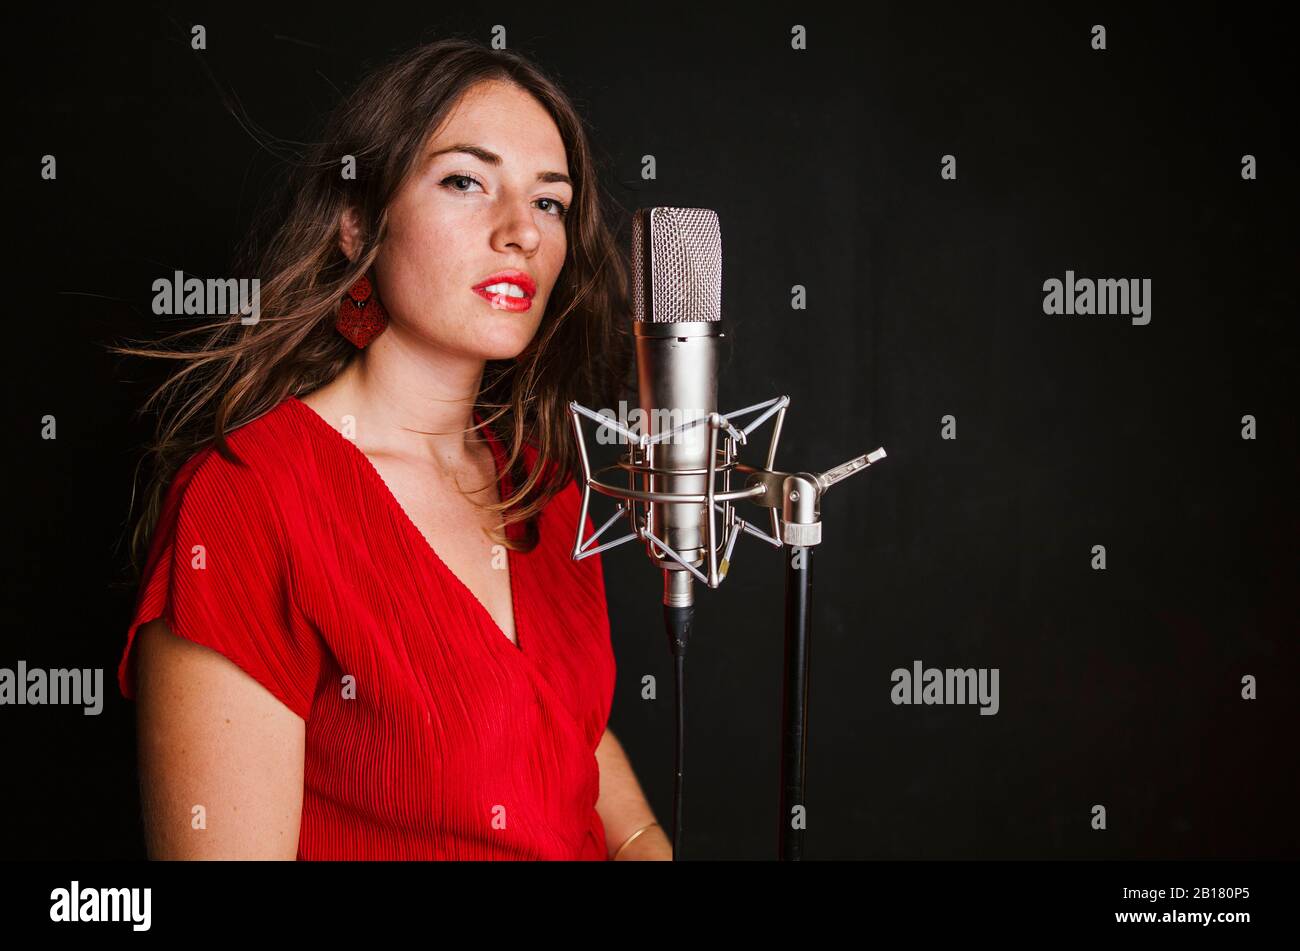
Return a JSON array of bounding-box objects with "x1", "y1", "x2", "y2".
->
[{"x1": 112, "y1": 38, "x2": 670, "y2": 860}]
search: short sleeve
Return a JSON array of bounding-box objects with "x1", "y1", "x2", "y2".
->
[{"x1": 118, "y1": 447, "x2": 323, "y2": 720}]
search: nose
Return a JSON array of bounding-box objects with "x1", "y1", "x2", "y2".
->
[{"x1": 491, "y1": 195, "x2": 543, "y2": 256}]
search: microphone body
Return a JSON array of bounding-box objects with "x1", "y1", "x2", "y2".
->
[{"x1": 630, "y1": 208, "x2": 724, "y2": 608}]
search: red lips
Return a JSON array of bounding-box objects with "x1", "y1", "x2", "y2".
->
[{"x1": 471, "y1": 269, "x2": 536, "y2": 298}]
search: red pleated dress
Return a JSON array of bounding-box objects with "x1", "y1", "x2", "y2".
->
[{"x1": 117, "y1": 395, "x2": 616, "y2": 860}]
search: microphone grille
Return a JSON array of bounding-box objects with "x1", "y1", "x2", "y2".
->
[{"x1": 631, "y1": 207, "x2": 722, "y2": 324}]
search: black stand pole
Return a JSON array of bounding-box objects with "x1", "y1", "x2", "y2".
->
[
  {"x1": 779, "y1": 544, "x2": 813, "y2": 860},
  {"x1": 665, "y1": 603, "x2": 693, "y2": 862}
]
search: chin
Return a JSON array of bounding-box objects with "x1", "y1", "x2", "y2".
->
[
  {"x1": 479, "y1": 344, "x2": 530, "y2": 361},
  {"x1": 467, "y1": 312, "x2": 542, "y2": 359},
  {"x1": 469, "y1": 328, "x2": 536, "y2": 361}
]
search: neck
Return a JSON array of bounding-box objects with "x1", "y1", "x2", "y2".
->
[{"x1": 322, "y1": 340, "x2": 490, "y2": 469}]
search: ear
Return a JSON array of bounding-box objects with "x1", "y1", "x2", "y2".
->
[{"x1": 338, "y1": 207, "x2": 363, "y2": 262}]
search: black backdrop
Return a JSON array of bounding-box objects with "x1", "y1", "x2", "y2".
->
[{"x1": 4, "y1": 2, "x2": 1295, "y2": 860}]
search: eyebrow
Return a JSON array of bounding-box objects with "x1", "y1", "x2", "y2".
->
[{"x1": 426, "y1": 143, "x2": 573, "y2": 187}]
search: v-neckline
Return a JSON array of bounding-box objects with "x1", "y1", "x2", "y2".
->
[{"x1": 287, "y1": 395, "x2": 526, "y2": 657}]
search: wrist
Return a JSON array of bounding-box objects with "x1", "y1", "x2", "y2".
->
[{"x1": 611, "y1": 821, "x2": 661, "y2": 860}]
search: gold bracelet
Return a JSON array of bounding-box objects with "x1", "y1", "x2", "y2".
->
[{"x1": 611, "y1": 821, "x2": 660, "y2": 860}]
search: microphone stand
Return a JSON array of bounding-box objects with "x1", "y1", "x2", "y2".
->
[
  {"x1": 769, "y1": 461, "x2": 880, "y2": 859},
  {"x1": 781, "y1": 515, "x2": 813, "y2": 861},
  {"x1": 657, "y1": 565, "x2": 695, "y2": 861},
  {"x1": 566, "y1": 397, "x2": 885, "y2": 861}
]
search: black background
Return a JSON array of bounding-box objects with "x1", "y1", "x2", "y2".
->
[{"x1": 4, "y1": 2, "x2": 1295, "y2": 860}]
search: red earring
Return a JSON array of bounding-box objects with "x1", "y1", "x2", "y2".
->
[{"x1": 336, "y1": 272, "x2": 388, "y2": 347}]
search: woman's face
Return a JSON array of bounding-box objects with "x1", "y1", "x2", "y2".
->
[{"x1": 351, "y1": 79, "x2": 573, "y2": 361}]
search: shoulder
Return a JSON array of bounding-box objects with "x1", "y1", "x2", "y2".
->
[
  {"x1": 123, "y1": 399, "x2": 324, "y2": 721},
  {"x1": 161, "y1": 399, "x2": 308, "y2": 536},
  {"x1": 210, "y1": 397, "x2": 306, "y2": 480}
]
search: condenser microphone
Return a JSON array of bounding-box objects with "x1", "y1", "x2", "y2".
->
[
  {"x1": 631, "y1": 207, "x2": 724, "y2": 615},
  {"x1": 631, "y1": 207, "x2": 723, "y2": 862},
  {"x1": 569, "y1": 207, "x2": 884, "y2": 861}
]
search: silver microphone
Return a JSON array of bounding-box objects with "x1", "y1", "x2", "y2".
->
[{"x1": 631, "y1": 207, "x2": 724, "y2": 610}]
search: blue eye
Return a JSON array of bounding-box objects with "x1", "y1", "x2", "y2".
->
[{"x1": 440, "y1": 173, "x2": 568, "y2": 219}]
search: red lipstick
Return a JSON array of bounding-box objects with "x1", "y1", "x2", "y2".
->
[{"x1": 471, "y1": 269, "x2": 536, "y2": 312}]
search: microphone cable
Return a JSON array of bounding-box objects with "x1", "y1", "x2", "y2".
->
[{"x1": 664, "y1": 603, "x2": 693, "y2": 860}]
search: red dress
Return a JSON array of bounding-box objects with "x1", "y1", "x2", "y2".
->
[{"x1": 118, "y1": 396, "x2": 616, "y2": 860}]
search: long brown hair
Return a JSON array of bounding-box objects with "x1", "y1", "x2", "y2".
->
[{"x1": 110, "y1": 37, "x2": 633, "y2": 579}]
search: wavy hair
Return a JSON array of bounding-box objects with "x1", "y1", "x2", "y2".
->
[{"x1": 110, "y1": 37, "x2": 634, "y2": 578}]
